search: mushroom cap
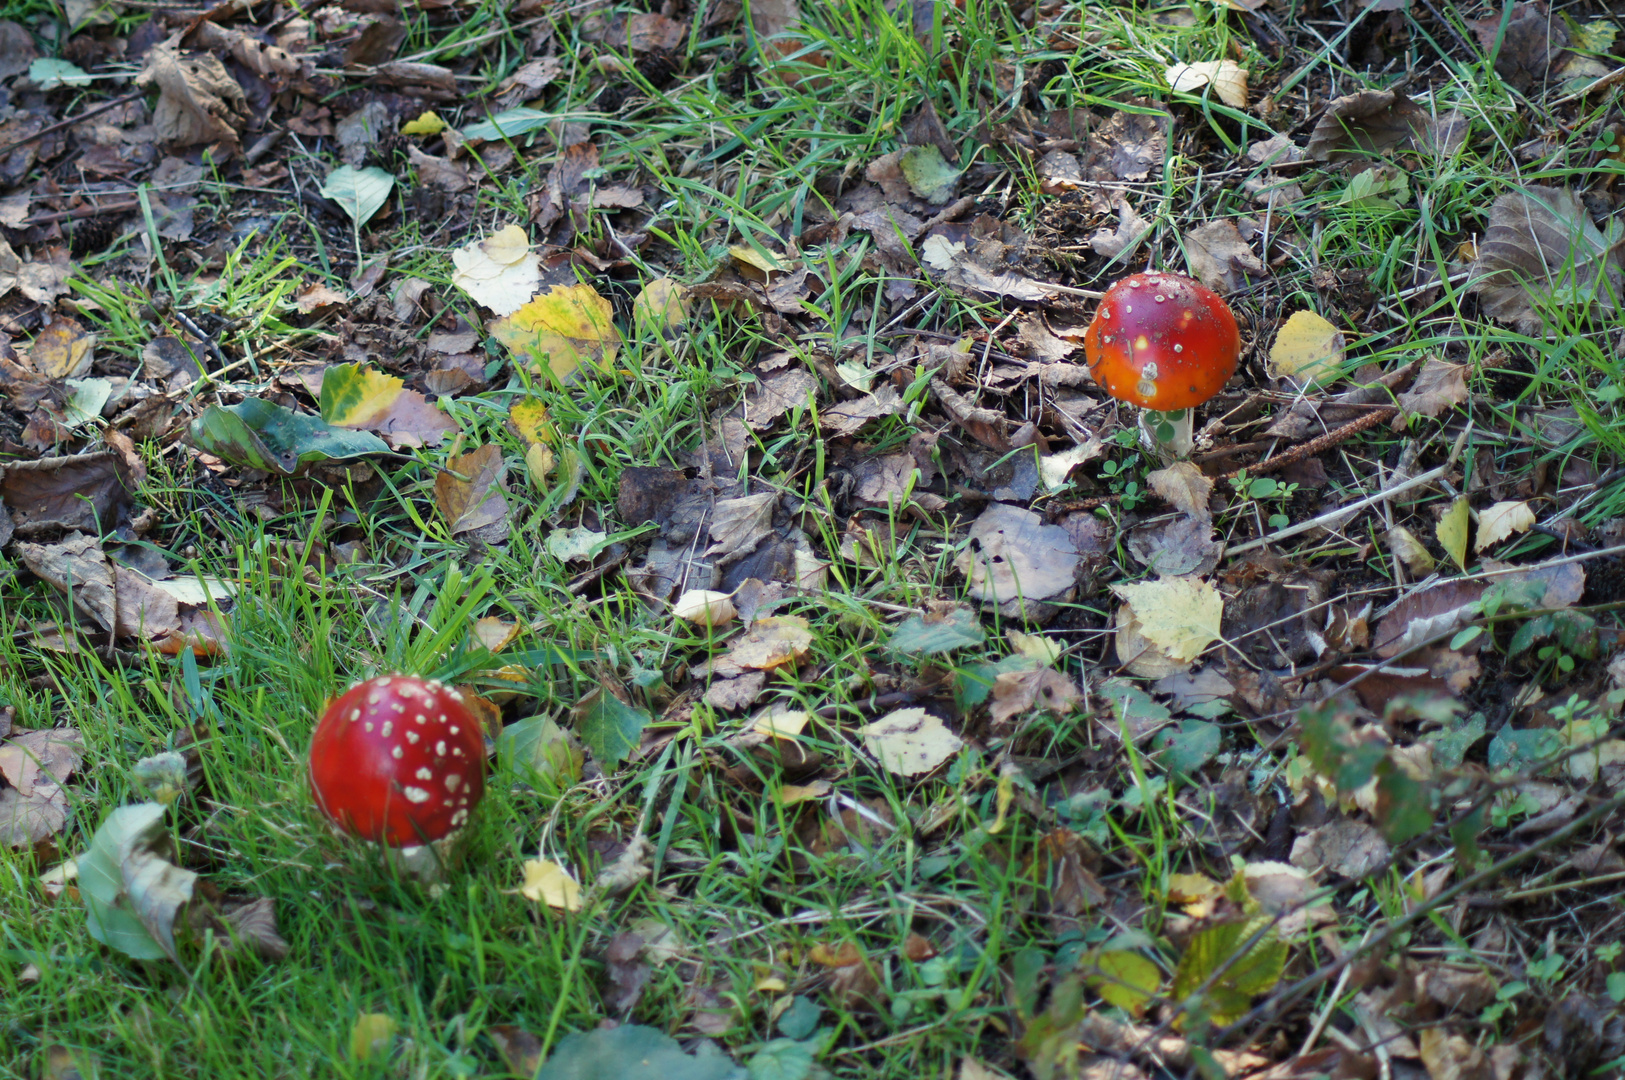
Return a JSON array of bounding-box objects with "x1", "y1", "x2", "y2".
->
[
  {"x1": 1083, "y1": 272, "x2": 1241, "y2": 412},
  {"x1": 308, "y1": 675, "x2": 486, "y2": 847}
]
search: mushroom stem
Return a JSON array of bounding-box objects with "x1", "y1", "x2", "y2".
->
[{"x1": 1140, "y1": 408, "x2": 1195, "y2": 460}]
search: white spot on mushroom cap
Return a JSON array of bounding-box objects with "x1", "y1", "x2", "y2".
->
[
  {"x1": 405, "y1": 730, "x2": 420, "y2": 744},
  {"x1": 435, "y1": 741, "x2": 447, "y2": 756},
  {"x1": 381, "y1": 721, "x2": 393, "y2": 737},
  {"x1": 363, "y1": 722, "x2": 374, "y2": 732},
  {"x1": 416, "y1": 767, "x2": 433, "y2": 780},
  {"x1": 392, "y1": 746, "x2": 404, "y2": 759},
  {"x1": 348, "y1": 708, "x2": 361, "y2": 722},
  {"x1": 450, "y1": 808, "x2": 469, "y2": 827},
  {"x1": 403, "y1": 786, "x2": 430, "y2": 803},
  {"x1": 449, "y1": 726, "x2": 460, "y2": 735},
  {"x1": 445, "y1": 774, "x2": 462, "y2": 792}
]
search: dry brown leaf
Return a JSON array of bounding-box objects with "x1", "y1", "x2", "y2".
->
[
  {"x1": 136, "y1": 45, "x2": 248, "y2": 148},
  {"x1": 955, "y1": 505, "x2": 1079, "y2": 609},
  {"x1": 1184, "y1": 220, "x2": 1267, "y2": 293},
  {"x1": 433, "y1": 444, "x2": 511, "y2": 537},
  {"x1": 1469, "y1": 185, "x2": 1624, "y2": 334},
  {"x1": 1397, "y1": 357, "x2": 1469, "y2": 417},
  {"x1": 1165, "y1": 60, "x2": 1248, "y2": 107},
  {"x1": 989, "y1": 668, "x2": 1082, "y2": 727},
  {"x1": 1468, "y1": 1, "x2": 1568, "y2": 91},
  {"x1": 1304, "y1": 89, "x2": 1430, "y2": 163}
]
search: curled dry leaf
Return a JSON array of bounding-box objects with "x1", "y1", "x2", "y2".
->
[
  {"x1": 1184, "y1": 220, "x2": 1267, "y2": 293},
  {"x1": 1165, "y1": 60, "x2": 1248, "y2": 108},
  {"x1": 434, "y1": 444, "x2": 511, "y2": 537},
  {"x1": 1386, "y1": 525, "x2": 1436, "y2": 574},
  {"x1": 672, "y1": 589, "x2": 737, "y2": 627},
  {"x1": 1396, "y1": 357, "x2": 1469, "y2": 418},
  {"x1": 136, "y1": 46, "x2": 248, "y2": 148}
]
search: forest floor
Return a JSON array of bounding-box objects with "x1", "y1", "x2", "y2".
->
[{"x1": 4, "y1": 0, "x2": 1625, "y2": 1077}]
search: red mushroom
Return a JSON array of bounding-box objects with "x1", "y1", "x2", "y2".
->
[
  {"x1": 308, "y1": 675, "x2": 486, "y2": 848},
  {"x1": 1083, "y1": 272, "x2": 1241, "y2": 457}
]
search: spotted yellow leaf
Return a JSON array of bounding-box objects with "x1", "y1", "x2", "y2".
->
[
  {"x1": 488, "y1": 283, "x2": 620, "y2": 384},
  {"x1": 1267, "y1": 310, "x2": 1345, "y2": 386},
  {"x1": 1475, "y1": 500, "x2": 1536, "y2": 552},
  {"x1": 1110, "y1": 577, "x2": 1224, "y2": 663}
]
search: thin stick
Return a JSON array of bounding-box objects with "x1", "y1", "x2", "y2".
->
[
  {"x1": 1226, "y1": 460, "x2": 1448, "y2": 556},
  {"x1": 0, "y1": 91, "x2": 144, "y2": 158},
  {"x1": 22, "y1": 200, "x2": 140, "y2": 226}
]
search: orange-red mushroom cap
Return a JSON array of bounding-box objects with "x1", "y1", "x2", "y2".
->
[
  {"x1": 1083, "y1": 272, "x2": 1241, "y2": 412},
  {"x1": 309, "y1": 675, "x2": 486, "y2": 847}
]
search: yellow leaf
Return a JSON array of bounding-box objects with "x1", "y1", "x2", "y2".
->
[
  {"x1": 986, "y1": 770, "x2": 1014, "y2": 834},
  {"x1": 1006, "y1": 629, "x2": 1062, "y2": 667},
  {"x1": 30, "y1": 318, "x2": 95, "y2": 379},
  {"x1": 507, "y1": 398, "x2": 554, "y2": 445},
  {"x1": 632, "y1": 277, "x2": 690, "y2": 334},
  {"x1": 774, "y1": 780, "x2": 830, "y2": 806},
  {"x1": 1266, "y1": 310, "x2": 1345, "y2": 386},
  {"x1": 524, "y1": 442, "x2": 554, "y2": 493},
  {"x1": 319, "y1": 363, "x2": 403, "y2": 427},
  {"x1": 1165, "y1": 60, "x2": 1248, "y2": 108},
  {"x1": 470, "y1": 615, "x2": 519, "y2": 653},
  {"x1": 1167, "y1": 872, "x2": 1220, "y2": 905},
  {"x1": 860, "y1": 707, "x2": 964, "y2": 777},
  {"x1": 519, "y1": 859, "x2": 581, "y2": 910},
  {"x1": 488, "y1": 284, "x2": 620, "y2": 384},
  {"x1": 401, "y1": 111, "x2": 446, "y2": 136},
  {"x1": 1110, "y1": 578, "x2": 1224, "y2": 663},
  {"x1": 752, "y1": 706, "x2": 808, "y2": 738},
  {"x1": 1437, "y1": 496, "x2": 1470, "y2": 571},
  {"x1": 729, "y1": 244, "x2": 785, "y2": 276},
  {"x1": 1475, "y1": 500, "x2": 1536, "y2": 552},
  {"x1": 350, "y1": 1014, "x2": 396, "y2": 1061}
]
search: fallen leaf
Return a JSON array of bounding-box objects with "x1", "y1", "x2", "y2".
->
[
  {"x1": 320, "y1": 165, "x2": 395, "y2": 226},
  {"x1": 1184, "y1": 220, "x2": 1266, "y2": 293},
  {"x1": 1470, "y1": 186, "x2": 1623, "y2": 333},
  {"x1": 519, "y1": 858, "x2": 582, "y2": 910},
  {"x1": 29, "y1": 317, "x2": 95, "y2": 379},
  {"x1": 489, "y1": 283, "x2": 621, "y2": 383},
  {"x1": 989, "y1": 668, "x2": 1082, "y2": 726},
  {"x1": 1267, "y1": 311, "x2": 1345, "y2": 386},
  {"x1": 350, "y1": 1014, "x2": 397, "y2": 1062},
  {"x1": 1111, "y1": 578, "x2": 1224, "y2": 663},
  {"x1": 136, "y1": 45, "x2": 248, "y2": 148},
  {"x1": 1475, "y1": 500, "x2": 1537, "y2": 551},
  {"x1": 79, "y1": 802, "x2": 197, "y2": 964},
  {"x1": 1436, "y1": 496, "x2": 1470, "y2": 571},
  {"x1": 860, "y1": 708, "x2": 962, "y2": 776},
  {"x1": 1397, "y1": 357, "x2": 1469, "y2": 417},
  {"x1": 1165, "y1": 60, "x2": 1248, "y2": 107},
  {"x1": 319, "y1": 363, "x2": 458, "y2": 447},
  {"x1": 451, "y1": 224, "x2": 541, "y2": 316},
  {"x1": 955, "y1": 504, "x2": 1079, "y2": 612},
  {"x1": 434, "y1": 444, "x2": 511, "y2": 536}
]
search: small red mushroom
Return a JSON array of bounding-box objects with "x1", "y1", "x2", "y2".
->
[
  {"x1": 1084, "y1": 272, "x2": 1241, "y2": 457},
  {"x1": 308, "y1": 675, "x2": 486, "y2": 848}
]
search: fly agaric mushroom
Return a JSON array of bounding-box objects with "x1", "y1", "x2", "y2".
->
[
  {"x1": 1084, "y1": 271, "x2": 1241, "y2": 458},
  {"x1": 308, "y1": 675, "x2": 485, "y2": 848}
]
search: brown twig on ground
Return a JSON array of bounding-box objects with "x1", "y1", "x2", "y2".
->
[
  {"x1": 0, "y1": 91, "x2": 145, "y2": 159},
  {"x1": 21, "y1": 200, "x2": 140, "y2": 226},
  {"x1": 1218, "y1": 404, "x2": 1398, "y2": 481}
]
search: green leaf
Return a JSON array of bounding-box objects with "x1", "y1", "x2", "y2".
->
[
  {"x1": 319, "y1": 362, "x2": 403, "y2": 426},
  {"x1": 775, "y1": 996, "x2": 821, "y2": 1040},
  {"x1": 953, "y1": 654, "x2": 1035, "y2": 710},
  {"x1": 898, "y1": 144, "x2": 959, "y2": 204},
  {"x1": 497, "y1": 715, "x2": 583, "y2": 788},
  {"x1": 81, "y1": 802, "x2": 197, "y2": 964},
  {"x1": 1487, "y1": 726, "x2": 1564, "y2": 773},
  {"x1": 1086, "y1": 950, "x2": 1162, "y2": 1016},
  {"x1": 319, "y1": 165, "x2": 395, "y2": 226},
  {"x1": 30, "y1": 58, "x2": 94, "y2": 89},
  {"x1": 577, "y1": 689, "x2": 651, "y2": 768},
  {"x1": 461, "y1": 108, "x2": 551, "y2": 142},
  {"x1": 1012, "y1": 946, "x2": 1048, "y2": 1018},
  {"x1": 189, "y1": 398, "x2": 389, "y2": 475},
  {"x1": 536, "y1": 1024, "x2": 746, "y2": 1080},
  {"x1": 747, "y1": 1039, "x2": 813, "y2": 1080},
  {"x1": 1425, "y1": 712, "x2": 1486, "y2": 769},
  {"x1": 1170, "y1": 916, "x2": 1286, "y2": 1026},
  {"x1": 1151, "y1": 720, "x2": 1221, "y2": 781},
  {"x1": 1101, "y1": 677, "x2": 1172, "y2": 738},
  {"x1": 1374, "y1": 761, "x2": 1433, "y2": 844},
  {"x1": 889, "y1": 606, "x2": 984, "y2": 655}
]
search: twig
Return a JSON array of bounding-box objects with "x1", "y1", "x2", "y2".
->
[
  {"x1": 1225, "y1": 460, "x2": 1448, "y2": 556},
  {"x1": 0, "y1": 91, "x2": 144, "y2": 159},
  {"x1": 21, "y1": 200, "x2": 140, "y2": 226},
  {"x1": 1219, "y1": 405, "x2": 1397, "y2": 481}
]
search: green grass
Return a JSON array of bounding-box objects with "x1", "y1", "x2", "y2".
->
[{"x1": 8, "y1": 0, "x2": 1625, "y2": 1074}]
